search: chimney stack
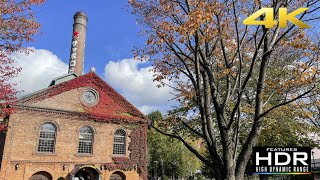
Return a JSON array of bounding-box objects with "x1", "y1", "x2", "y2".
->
[{"x1": 68, "y1": 11, "x2": 88, "y2": 75}]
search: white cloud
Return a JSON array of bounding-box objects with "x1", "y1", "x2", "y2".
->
[
  {"x1": 9, "y1": 50, "x2": 174, "y2": 114},
  {"x1": 104, "y1": 58, "x2": 174, "y2": 114},
  {"x1": 10, "y1": 48, "x2": 68, "y2": 95}
]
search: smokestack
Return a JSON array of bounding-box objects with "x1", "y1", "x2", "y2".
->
[{"x1": 68, "y1": 11, "x2": 88, "y2": 75}]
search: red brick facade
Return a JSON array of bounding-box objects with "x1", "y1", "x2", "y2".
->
[{"x1": 0, "y1": 72, "x2": 148, "y2": 180}]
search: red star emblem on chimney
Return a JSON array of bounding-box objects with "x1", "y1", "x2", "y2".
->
[{"x1": 73, "y1": 31, "x2": 79, "y2": 37}]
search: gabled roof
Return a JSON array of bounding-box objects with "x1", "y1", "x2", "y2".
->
[
  {"x1": 49, "y1": 73, "x2": 78, "y2": 86},
  {"x1": 17, "y1": 73, "x2": 78, "y2": 101},
  {"x1": 16, "y1": 72, "x2": 148, "y2": 123}
]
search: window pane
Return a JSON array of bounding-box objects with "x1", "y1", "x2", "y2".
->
[
  {"x1": 113, "y1": 143, "x2": 125, "y2": 155},
  {"x1": 80, "y1": 126, "x2": 93, "y2": 133},
  {"x1": 114, "y1": 137, "x2": 125, "y2": 143},
  {"x1": 113, "y1": 129, "x2": 126, "y2": 155},
  {"x1": 38, "y1": 123, "x2": 56, "y2": 153},
  {"x1": 40, "y1": 124, "x2": 55, "y2": 131},
  {"x1": 40, "y1": 131, "x2": 55, "y2": 139},
  {"x1": 78, "y1": 126, "x2": 93, "y2": 154}
]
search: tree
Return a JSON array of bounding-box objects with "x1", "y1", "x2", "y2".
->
[
  {"x1": 257, "y1": 107, "x2": 320, "y2": 148},
  {"x1": 147, "y1": 111, "x2": 202, "y2": 179},
  {"x1": 0, "y1": 0, "x2": 45, "y2": 115},
  {"x1": 202, "y1": 109, "x2": 320, "y2": 179},
  {"x1": 130, "y1": 0, "x2": 320, "y2": 179},
  {"x1": 256, "y1": 108, "x2": 319, "y2": 180}
]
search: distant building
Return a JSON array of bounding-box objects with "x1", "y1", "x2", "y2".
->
[{"x1": 0, "y1": 12, "x2": 148, "y2": 180}]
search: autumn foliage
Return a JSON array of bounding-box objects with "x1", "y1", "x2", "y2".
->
[
  {"x1": 18, "y1": 72, "x2": 147, "y2": 123},
  {"x1": 130, "y1": 0, "x2": 320, "y2": 179},
  {"x1": 15, "y1": 72, "x2": 149, "y2": 179},
  {"x1": 0, "y1": 0, "x2": 45, "y2": 115},
  {"x1": 103, "y1": 126, "x2": 148, "y2": 180}
]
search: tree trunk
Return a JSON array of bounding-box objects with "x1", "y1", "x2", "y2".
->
[
  {"x1": 212, "y1": 151, "x2": 237, "y2": 180},
  {"x1": 224, "y1": 150, "x2": 236, "y2": 180},
  {"x1": 234, "y1": 171, "x2": 245, "y2": 180},
  {"x1": 225, "y1": 176, "x2": 236, "y2": 180},
  {"x1": 224, "y1": 165, "x2": 236, "y2": 180},
  {"x1": 211, "y1": 163, "x2": 224, "y2": 180}
]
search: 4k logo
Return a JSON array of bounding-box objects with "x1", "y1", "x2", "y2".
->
[{"x1": 243, "y1": 8, "x2": 310, "y2": 28}]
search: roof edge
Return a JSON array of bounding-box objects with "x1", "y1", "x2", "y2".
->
[{"x1": 11, "y1": 104, "x2": 149, "y2": 124}]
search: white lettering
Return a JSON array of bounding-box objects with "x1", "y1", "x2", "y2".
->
[
  {"x1": 72, "y1": 40, "x2": 78, "y2": 47},
  {"x1": 256, "y1": 152, "x2": 272, "y2": 165},
  {"x1": 70, "y1": 60, "x2": 76, "y2": 66},
  {"x1": 70, "y1": 52, "x2": 77, "y2": 59},
  {"x1": 275, "y1": 152, "x2": 291, "y2": 165},
  {"x1": 293, "y1": 152, "x2": 308, "y2": 165}
]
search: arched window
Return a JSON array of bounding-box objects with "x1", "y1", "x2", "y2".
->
[
  {"x1": 78, "y1": 126, "x2": 93, "y2": 154},
  {"x1": 113, "y1": 129, "x2": 126, "y2": 155},
  {"x1": 110, "y1": 171, "x2": 126, "y2": 180},
  {"x1": 38, "y1": 123, "x2": 56, "y2": 153},
  {"x1": 30, "y1": 171, "x2": 53, "y2": 180}
]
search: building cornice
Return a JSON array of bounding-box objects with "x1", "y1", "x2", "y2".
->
[{"x1": 11, "y1": 104, "x2": 148, "y2": 125}]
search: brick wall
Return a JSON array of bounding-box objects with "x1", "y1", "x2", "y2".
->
[
  {"x1": 0, "y1": 82, "x2": 147, "y2": 180},
  {"x1": 0, "y1": 110, "x2": 141, "y2": 180}
]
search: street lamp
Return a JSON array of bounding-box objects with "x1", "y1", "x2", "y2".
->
[{"x1": 312, "y1": 151, "x2": 315, "y2": 169}]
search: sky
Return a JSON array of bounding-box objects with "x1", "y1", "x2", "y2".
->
[{"x1": 11, "y1": 1, "x2": 174, "y2": 114}]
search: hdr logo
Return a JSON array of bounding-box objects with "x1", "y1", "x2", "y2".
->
[
  {"x1": 243, "y1": 8, "x2": 310, "y2": 28},
  {"x1": 252, "y1": 147, "x2": 311, "y2": 174}
]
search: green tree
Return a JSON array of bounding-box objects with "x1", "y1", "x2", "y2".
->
[
  {"x1": 147, "y1": 111, "x2": 202, "y2": 179},
  {"x1": 258, "y1": 109, "x2": 319, "y2": 148},
  {"x1": 256, "y1": 107, "x2": 319, "y2": 180}
]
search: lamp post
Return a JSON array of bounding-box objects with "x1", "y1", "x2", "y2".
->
[{"x1": 312, "y1": 151, "x2": 315, "y2": 169}]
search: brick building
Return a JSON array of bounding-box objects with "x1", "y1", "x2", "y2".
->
[{"x1": 0, "y1": 12, "x2": 148, "y2": 180}]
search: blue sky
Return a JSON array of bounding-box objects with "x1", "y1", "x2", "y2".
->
[
  {"x1": 28, "y1": 1, "x2": 144, "y2": 75},
  {"x1": 11, "y1": 1, "x2": 174, "y2": 114}
]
